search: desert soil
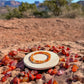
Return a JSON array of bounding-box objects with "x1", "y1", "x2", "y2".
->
[{"x1": 0, "y1": 18, "x2": 84, "y2": 84}]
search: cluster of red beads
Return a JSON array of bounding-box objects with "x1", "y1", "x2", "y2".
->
[{"x1": 0, "y1": 45, "x2": 80, "y2": 84}]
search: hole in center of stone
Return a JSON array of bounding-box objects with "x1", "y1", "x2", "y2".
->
[{"x1": 33, "y1": 54, "x2": 47, "y2": 61}]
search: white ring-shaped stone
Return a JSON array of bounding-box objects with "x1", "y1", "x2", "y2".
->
[{"x1": 23, "y1": 50, "x2": 59, "y2": 70}]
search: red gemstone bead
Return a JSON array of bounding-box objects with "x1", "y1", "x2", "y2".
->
[
  {"x1": 66, "y1": 52, "x2": 69, "y2": 57},
  {"x1": 75, "y1": 54, "x2": 78, "y2": 58},
  {"x1": 51, "y1": 69, "x2": 57, "y2": 75},
  {"x1": 62, "y1": 46, "x2": 64, "y2": 49},
  {"x1": 48, "y1": 79, "x2": 58, "y2": 84},
  {"x1": 13, "y1": 50, "x2": 18, "y2": 55},
  {"x1": 65, "y1": 63, "x2": 70, "y2": 69},
  {"x1": 10, "y1": 66, "x2": 16, "y2": 70},
  {"x1": 55, "y1": 48, "x2": 60, "y2": 53},
  {"x1": 2, "y1": 71, "x2": 7, "y2": 74},
  {"x1": 59, "y1": 46, "x2": 62, "y2": 49},
  {"x1": 48, "y1": 79, "x2": 52, "y2": 84},
  {"x1": 8, "y1": 50, "x2": 18, "y2": 57},
  {"x1": 53, "y1": 50, "x2": 57, "y2": 53},
  {"x1": 67, "y1": 47, "x2": 70, "y2": 50},
  {"x1": 52, "y1": 46, "x2": 55, "y2": 49},
  {"x1": 38, "y1": 45, "x2": 41, "y2": 48},
  {"x1": 36, "y1": 74, "x2": 42, "y2": 79},
  {"x1": 62, "y1": 49, "x2": 66, "y2": 55},
  {"x1": 1, "y1": 76, "x2": 7, "y2": 82},
  {"x1": 13, "y1": 77, "x2": 20, "y2": 84}
]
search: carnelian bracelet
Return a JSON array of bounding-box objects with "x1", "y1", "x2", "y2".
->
[{"x1": 30, "y1": 51, "x2": 51, "y2": 64}]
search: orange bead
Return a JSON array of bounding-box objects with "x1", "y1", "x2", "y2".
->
[
  {"x1": 48, "y1": 69, "x2": 53, "y2": 74},
  {"x1": 60, "y1": 58, "x2": 65, "y2": 62},
  {"x1": 4, "y1": 59, "x2": 12, "y2": 65},
  {"x1": 72, "y1": 68, "x2": 77, "y2": 72},
  {"x1": 48, "y1": 79, "x2": 58, "y2": 84},
  {"x1": 55, "y1": 48, "x2": 60, "y2": 53},
  {"x1": 22, "y1": 77, "x2": 29, "y2": 82},
  {"x1": 10, "y1": 66, "x2": 16, "y2": 70},
  {"x1": 74, "y1": 59, "x2": 78, "y2": 62},
  {"x1": 51, "y1": 69, "x2": 57, "y2": 75},
  {"x1": 29, "y1": 74, "x2": 35, "y2": 80},
  {"x1": 5, "y1": 55, "x2": 9, "y2": 60},
  {"x1": 72, "y1": 65, "x2": 78, "y2": 72},
  {"x1": 73, "y1": 65, "x2": 79, "y2": 69},
  {"x1": 53, "y1": 80, "x2": 58, "y2": 84},
  {"x1": 2, "y1": 55, "x2": 9, "y2": 62}
]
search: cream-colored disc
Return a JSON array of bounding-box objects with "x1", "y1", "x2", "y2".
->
[{"x1": 23, "y1": 51, "x2": 59, "y2": 70}]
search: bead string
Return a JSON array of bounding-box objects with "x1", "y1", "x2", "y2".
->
[{"x1": 30, "y1": 51, "x2": 51, "y2": 64}]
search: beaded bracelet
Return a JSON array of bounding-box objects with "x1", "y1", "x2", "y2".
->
[{"x1": 30, "y1": 51, "x2": 51, "y2": 64}]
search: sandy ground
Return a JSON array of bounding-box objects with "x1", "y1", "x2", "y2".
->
[
  {"x1": 0, "y1": 18, "x2": 84, "y2": 49},
  {"x1": 0, "y1": 18, "x2": 84, "y2": 84}
]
